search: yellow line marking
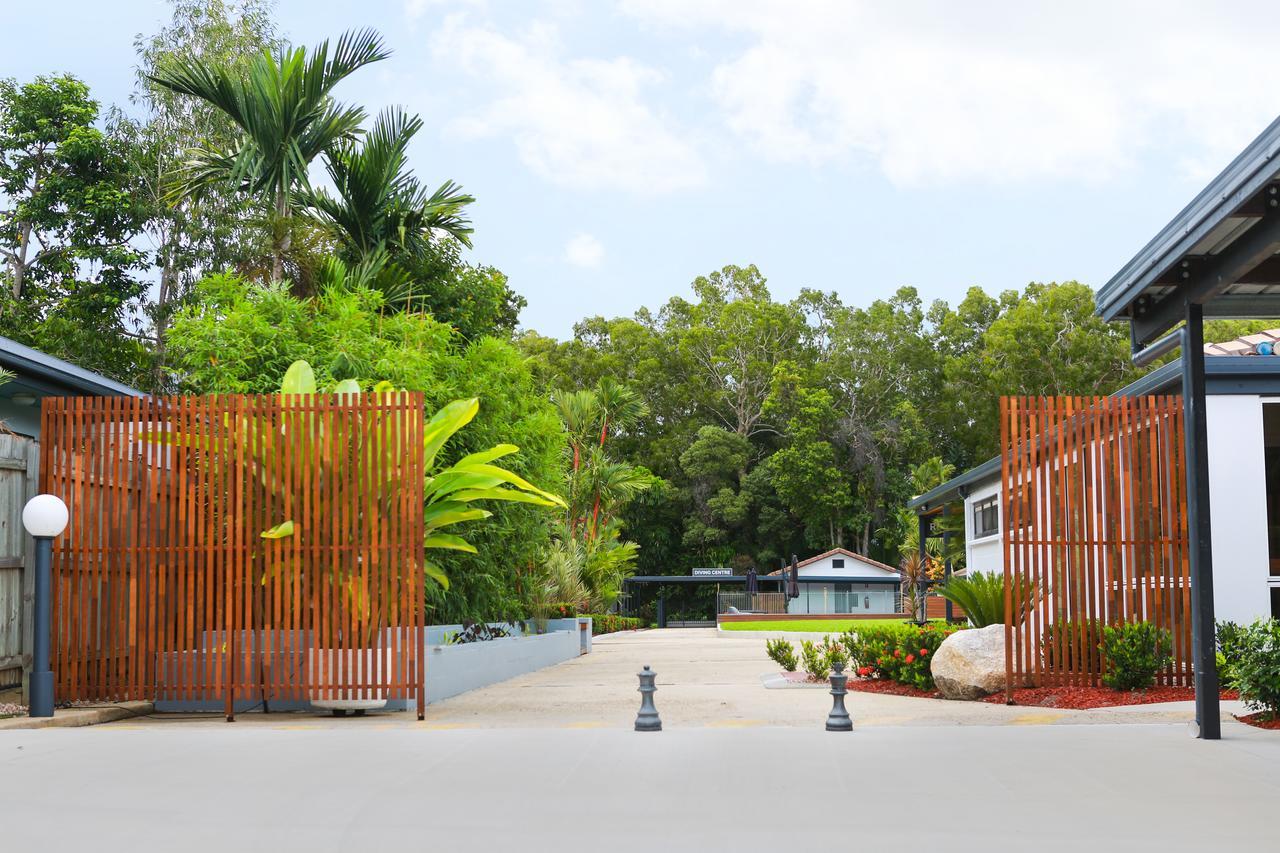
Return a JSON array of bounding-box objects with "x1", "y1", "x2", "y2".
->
[
  {"x1": 564, "y1": 720, "x2": 608, "y2": 729},
  {"x1": 1010, "y1": 713, "x2": 1065, "y2": 725}
]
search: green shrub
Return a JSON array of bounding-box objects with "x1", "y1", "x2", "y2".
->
[
  {"x1": 822, "y1": 636, "x2": 850, "y2": 674},
  {"x1": 1099, "y1": 621, "x2": 1172, "y2": 691},
  {"x1": 1041, "y1": 619, "x2": 1105, "y2": 675},
  {"x1": 766, "y1": 638, "x2": 798, "y2": 672},
  {"x1": 1216, "y1": 620, "x2": 1247, "y2": 689},
  {"x1": 1229, "y1": 618, "x2": 1280, "y2": 719},
  {"x1": 588, "y1": 614, "x2": 643, "y2": 635},
  {"x1": 841, "y1": 622, "x2": 965, "y2": 690},
  {"x1": 800, "y1": 639, "x2": 829, "y2": 681}
]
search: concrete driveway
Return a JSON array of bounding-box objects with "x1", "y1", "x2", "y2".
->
[
  {"x1": 3, "y1": 629, "x2": 1276, "y2": 850},
  {"x1": 2, "y1": 722, "x2": 1277, "y2": 851}
]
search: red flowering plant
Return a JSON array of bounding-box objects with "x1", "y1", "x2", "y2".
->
[{"x1": 841, "y1": 622, "x2": 967, "y2": 689}]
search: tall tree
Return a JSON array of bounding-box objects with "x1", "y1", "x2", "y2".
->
[
  {"x1": 149, "y1": 27, "x2": 389, "y2": 281},
  {"x1": 122, "y1": 0, "x2": 280, "y2": 389},
  {"x1": 0, "y1": 74, "x2": 150, "y2": 382}
]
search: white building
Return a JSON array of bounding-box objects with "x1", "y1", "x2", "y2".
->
[
  {"x1": 909, "y1": 330, "x2": 1280, "y2": 627},
  {"x1": 765, "y1": 548, "x2": 902, "y2": 615}
]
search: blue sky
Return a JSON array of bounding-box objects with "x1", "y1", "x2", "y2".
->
[{"x1": 9, "y1": 1, "x2": 1280, "y2": 337}]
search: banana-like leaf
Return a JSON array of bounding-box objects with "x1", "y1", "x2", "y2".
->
[
  {"x1": 425, "y1": 471, "x2": 506, "y2": 499},
  {"x1": 331, "y1": 378, "x2": 361, "y2": 396},
  {"x1": 422, "y1": 398, "x2": 478, "y2": 468},
  {"x1": 423, "y1": 558, "x2": 450, "y2": 590},
  {"x1": 424, "y1": 506, "x2": 491, "y2": 530},
  {"x1": 450, "y1": 487, "x2": 560, "y2": 506},
  {"x1": 454, "y1": 443, "x2": 519, "y2": 467},
  {"x1": 281, "y1": 360, "x2": 317, "y2": 395},
  {"x1": 372, "y1": 380, "x2": 398, "y2": 394},
  {"x1": 453, "y1": 463, "x2": 566, "y2": 507},
  {"x1": 424, "y1": 533, "x2": 477, "y2": 553},
  {"x1": 261, "y1": 520, "x2": 295, "y2": 539}
]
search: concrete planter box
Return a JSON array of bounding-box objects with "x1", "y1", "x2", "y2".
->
[
  {"x1": 152, "y1": 624, "x2": 584, "y2": 713},
  {"x1": 425, "y1": 629, "x2": 579, "y2": 705}
]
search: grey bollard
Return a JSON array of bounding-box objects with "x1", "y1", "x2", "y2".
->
[
  {"x1": 635, "y1": 665, "x2": 662, "y2": 731},
  {"x1": 826, "y1": 659, "x2": 852, "y2": 731}
]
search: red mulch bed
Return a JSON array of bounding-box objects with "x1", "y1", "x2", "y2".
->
[
  {"x1": 781, "y1": 671, "x2": 1242, "y2": 710},
  {"x1": 981, "y1": 685, "x2": 1239, "y2": 710},
  {"x1": 1235, "y1": 712, "x2": 1280, "y2": 730}
]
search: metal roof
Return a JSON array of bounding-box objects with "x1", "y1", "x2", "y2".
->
[
  {"x1": 1096, "y1": 114, "x2": 1280, "y2": 342},
  {"x1": 0, "y1": 335, "x2": 143, "y2": 399}
]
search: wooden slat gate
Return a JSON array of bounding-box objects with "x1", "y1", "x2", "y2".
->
[
  {"x1": 41, "y1": 393, "x2": 426, "y2": 719},
  {"x1": 1000, "y1": 396, "x2": 1192, "y2": 691}
]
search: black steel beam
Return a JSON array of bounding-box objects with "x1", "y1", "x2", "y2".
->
[
  {"x1": 1182, "y1": 303, "x2": 1221, "y2": 740},
  {"x1": 1131, "y1": 211, "x2": 1280, "y2": 344}
]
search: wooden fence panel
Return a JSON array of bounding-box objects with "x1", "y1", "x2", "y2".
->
[
  {"x1": 41, "y1": 393, "x2": 426, "y2": 717},
  {"x1": 0, "y1": 435, "x2": 38, "y2": 690},
  {"x1": 1001, "y1": 396, "x2": 1191, "y2": 690}
]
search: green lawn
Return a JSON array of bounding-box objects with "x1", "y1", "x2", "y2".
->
[{"x1": 719, "y1": 618, "x2": 934, "y2": 633}]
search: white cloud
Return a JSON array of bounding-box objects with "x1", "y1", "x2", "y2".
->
[
  {"x1": 620, "y1": 0, "x2": 1280, "y2": 187},
  {"x1": 430, "y1": 15, "x2": 706, "y2": 194},
  {"x1": 564, "y1": 232, "x2": 605, "y2": 268}
]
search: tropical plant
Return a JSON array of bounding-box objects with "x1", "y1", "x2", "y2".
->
[
  {"x1": 1099, "y1": 621, "x2": 1172, "y2": 691},
  {"x1": 297, "y1": 107, "x2": 474, "y2": 269},
  {"x1": 937, "y1": 571, "x2": 1039, "y2": 628},
  {"x1": 766, "y1": 637, "x2": 798, "y2": 672},
  {"x1": 271, "y1": 359, "x2": 564, "y2": 590},
  {"x1": 149, "y1": 28, "x2": 390, "y2": 280}
]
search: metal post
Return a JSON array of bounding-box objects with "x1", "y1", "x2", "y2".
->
[
  {"x1": 942, "y1": 504, "x2": 954, "y2": 622},
  {"x1": 656, "y1": 595, "x2": 666, "y2": 629},
  {"x1": 1182, "y1": 304, "x2": 1220, "y2": 739},
  {"x1": 917, "y1": 512, "x2": 930, "y2": 623},
  {"x1": 29, "y1": 535, "x2": 53, "y2": 718}
]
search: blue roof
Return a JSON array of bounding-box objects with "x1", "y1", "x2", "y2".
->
[{"x1": 0, "y1": 336, "x2": 142, "y2": 398}]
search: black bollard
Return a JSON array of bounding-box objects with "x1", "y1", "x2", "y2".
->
[
  {"x1": 635, "y1": 665, "x2": 662, "y2": 731},
  {"x1": 826, "y1": 659, "x2": 853, "y2": 732}
]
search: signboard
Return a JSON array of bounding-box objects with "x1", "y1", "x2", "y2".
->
[{"x1": 692, "y1": 568, "x2": 733, "y2": 578}]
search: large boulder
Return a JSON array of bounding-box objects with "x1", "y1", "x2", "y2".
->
[{"x1": 930, "y1": 624, "x2": 1006, "y2": 700}]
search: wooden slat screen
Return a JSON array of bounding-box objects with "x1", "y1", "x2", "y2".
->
[
  {"x1": 1000, "y1": 396, "x2": 1191, "y2": 691},
  {"x1": 41, "y1": 393, "x2": 426, "y2": 719}
]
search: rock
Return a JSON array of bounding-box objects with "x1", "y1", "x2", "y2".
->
[{"x1": 930, "y1": 624, "x2": 1006, "y2": 700}]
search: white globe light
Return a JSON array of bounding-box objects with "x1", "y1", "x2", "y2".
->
[{"x1": 23, "y1": 494, "x2": 68, "y2": 538}]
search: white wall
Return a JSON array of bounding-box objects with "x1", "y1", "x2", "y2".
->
[
  {"x1": 795, "y1": 553, "x2": 899, "y2": 580},
  {"x1": 963, "y1": 480, "x2": 1003, "y2": 576},
  {"x1": 1207, "y1": 395, "x2": 1273, "y2": 625}
]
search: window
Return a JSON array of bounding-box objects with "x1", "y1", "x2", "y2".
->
[
  {"x1": 973, "y1": 496, "x2": 999, "y2": 538},
  {"x1": 832, "y1": 558, "x2": 845, "y2": 568}
]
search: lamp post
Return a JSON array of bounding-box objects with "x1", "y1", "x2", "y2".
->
[{"x1": 23, "y1": 494, "x2": 68, "y2": 718}]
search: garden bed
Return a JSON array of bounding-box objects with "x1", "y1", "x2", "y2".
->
[
  {"x1": 1235, "y1": 712, "x2": 1280, "y2": 730},
  {"x1": 777, "y1": 671, "x2": 939, "y2": 698},
  {"x1": 981, "y1": 685, "x2": 1239, "y2": 710}
]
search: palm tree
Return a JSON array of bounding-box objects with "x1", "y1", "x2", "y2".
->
[
  {"x1": 298, "y1": 107, "x2": 474, "y2": 267},
  {"x1": 149, "y1": 28, "x2": 390, "y2": 280}
]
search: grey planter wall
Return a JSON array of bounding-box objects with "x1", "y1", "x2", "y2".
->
[{"x1": 154, "y1": 624, "x2": 584, "y2": 713}]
